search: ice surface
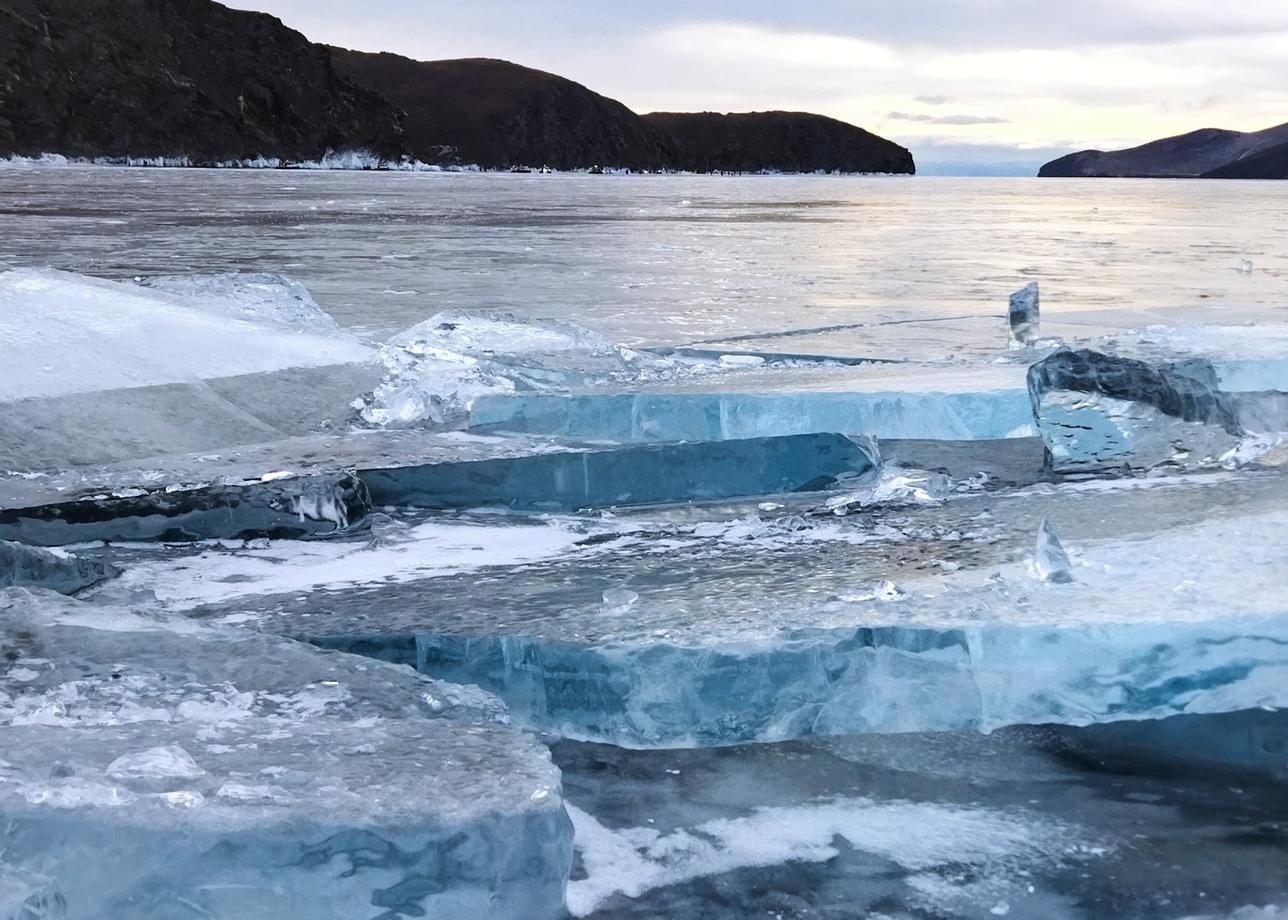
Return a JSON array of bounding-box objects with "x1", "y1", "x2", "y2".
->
[
  {"x1": 0, "y1": 472, "x2": 370, "y2": 545},
  {"x1": 470, "y1": 362, "x2": 1035, "y2": 442},
  {"x1": 135, "y1": 470, "x2": 1288, "y2": 746},
  {"x1": 362, "y1": 432, "x2": 878, "y2": 510},
  {"x1": 0, "y1": 541, "x2": 119, "y2": 593},
  {"x1": 0, "y1": 588, "x2": 571, "y2": 920},
  {"x1": 1008, "y1": 281, "x2": 1040, "y2": 345},
  {"x1": 553, "y1": 725, "x2": 1288, "y2": 918}
]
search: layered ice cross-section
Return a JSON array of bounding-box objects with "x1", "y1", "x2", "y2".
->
[
  {"x1": 132, "y1": 468, "x2": 1288, "y2": 748},
  {"x1": 0, "y1": 588, "x2": 572, "y2": 920}
]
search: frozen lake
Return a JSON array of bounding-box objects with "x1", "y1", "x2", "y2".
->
[{"x1": 2, "y1": 165, "x2": 1286, "y2": 343}]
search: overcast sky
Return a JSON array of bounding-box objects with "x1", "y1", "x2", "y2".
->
[{"x1": 225, "y1": 0, "x2": 1288, "y2": 174}]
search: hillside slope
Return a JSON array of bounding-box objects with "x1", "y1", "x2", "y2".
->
[{"x1": 1039, "y1": 122, "x2": 1288, "y2": 178}]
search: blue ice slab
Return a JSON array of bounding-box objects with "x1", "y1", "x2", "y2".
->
[
  {"x1": 360, "y1": 432, "x2": 878, "y2": 510},
  {"x1": 470, "y1": 364, "x2": 1034, "y2": 443},
  {"x1": 179, "y1": 470, "x2": 1288, "y2": 748},
  {"x1": 0, "y1": 589, "x2": 571, "y2": 920}
]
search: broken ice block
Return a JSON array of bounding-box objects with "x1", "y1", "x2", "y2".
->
[
  {"x1": 1028, "y1": 349, "x2": 1245, "y2": 472},
  {"x1": 0, "y1": 269, "x2": 380, "y2": 469},
  {"x1": 0, "y1": 588, "x2": 571, "y2": 919},
  {"x1": 360, "y1": 432, "x2": 878, "y2": 510},
  {"x1": 0, "y1": 541, "x2": 120, "y2": 593},
  {"x1": 1008, "y1": 282, "x2": 1039, "y2": 345},
  {"x1": 0, "y1": 472, "x2": 370, "y2": 545}
]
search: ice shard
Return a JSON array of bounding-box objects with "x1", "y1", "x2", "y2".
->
[
  {"x1": 0, "y1": 588, "x2": 572, "y2": 920},
  {"x1": 0, "y1": 472, "x2": 370, "y2": 545},
  {"x1": 360, "y1": 432, "x2": 878, "y2": 510},
  {"x1": 0, "y1": 541, "x2": 120, "y2": 593},
  {"x1": 1031, "y1": 518, "x2": 1073, "y2": 583},
  {"x1": 1027, "y1": 349, "x2": 1246, "y2": 472},
  {"x1": 1008, "y1": 281, "x2": 1040, "y2": 345}
]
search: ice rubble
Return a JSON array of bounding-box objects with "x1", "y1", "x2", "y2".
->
[
  {"x1": 0, "y1": 588, "x2": 570, "y2": 920},
  {"x1": 135, "y1": 273, "x2": 342, "y2": 333}
]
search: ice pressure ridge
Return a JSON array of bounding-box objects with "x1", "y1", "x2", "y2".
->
[{"x1": 6, "y1": 268, "x2": 1288, "y2": 917}]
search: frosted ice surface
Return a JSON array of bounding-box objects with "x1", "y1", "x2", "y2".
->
[
  {"x1": 0, "y1": 269, "x2": 371, "y2": 401},
  {"x1": 0, "y1": 588, "x2": 570, "y2": 920},
  {"x1": 1008, "y1": 282, "x2": 1040, "y2": 345},
  {"x1": 142, "y1": 470, "x2": 1288, "y2": 746},
  {"x1": 0, "y1": 540, "x2": 120, "y2": 592},
  {"x1": 136, "y1": 272, "x2": 343, "y2": 333}
]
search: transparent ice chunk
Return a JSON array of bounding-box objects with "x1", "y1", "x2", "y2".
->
[
  {"x1": 0, "y1": 540, "x2": 119, "y2": 593},
  {"x1": 1031, "y1": 519, "x2": 1073, "y2": 584},
  {"x1": 1008, "y1": 282, "x2": 1040, "y2": 345},
  {"x1": 0, "y1": 588, "x2": 570, "y2": 919}
]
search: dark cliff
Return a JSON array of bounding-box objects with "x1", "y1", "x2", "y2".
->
[
  {"x1": 1039, "y1": 122, "x2": 1288, "y2": 178},
  {"x1": 0, "y1": 0, "x2": 404, "y2": 163},
  {"x1": 646, "y1": 111, "x2": 915, "y2": 174},
  {"x1": 329, "y1": 50, "x2": 679, "y2": 171}
]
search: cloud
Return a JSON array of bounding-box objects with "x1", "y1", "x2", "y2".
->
[
  {"x1": 887, "y1": 112, "x2": 1011, "y2": 125},
  {"x1": 914, "y1": 95, "x2": 950, "y2": 105}
]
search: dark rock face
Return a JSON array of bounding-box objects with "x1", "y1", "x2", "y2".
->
[
  {"x1": 0, "y1": 0, "x2": 404, "y2": 163},
  {"x1": 646, "y1": 111, "x2": 915, "y2": 174},
  {"x1": 330, "y1": 51, "x2": 680, "y2": 171},
  {"x1": 1039, "y1": 122, "x2": 1288, "y2": 178}
]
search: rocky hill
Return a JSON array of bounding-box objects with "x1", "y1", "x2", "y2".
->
[
  {"x1": 0, "y1": 0, "x2": 404, "y2": 164},
  {"x1": 645, "y1": 111, "x2": 915, "y2": 174},
  {"x1": 1, "y1": 0, "x2": 913, "y2": 174},
  {"x1": 1039, "y1": 122, "x2": 1288, "y2": 178},
  {"x1": 329, "y1": 51, "x2": 680, "y2": 171}
]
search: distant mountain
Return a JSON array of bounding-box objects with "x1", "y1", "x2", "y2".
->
[
  {"x1": 0, "y1": 0, "x2": 404, "y2": 163},
  {"x1": 328, "y1": 51, "x2": 680, "y2": 171},
  {"x1": 0, "y1": 0, "x2": 913, "y2": 174},
  {"x1": 645, "y1": 111, "x2": 915, "y2": 175},
  {"x1": 1039, "y1": 122, "x2": 1288, "y2": 178}
]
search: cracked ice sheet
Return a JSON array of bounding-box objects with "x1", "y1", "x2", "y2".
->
[
  {"x1": 566, "y1": 797, "x2": 1079, "y2": 917},
  {"x1": 98, "y1": 518, "x2": 592, "y2": 606}
]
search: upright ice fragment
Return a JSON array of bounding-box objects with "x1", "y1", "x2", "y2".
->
[
  {"x1": 1032, "y1": 519, "x2": 1073, "y2": 584},
  {"x1": 1008, "y1": 282, "x2": 1040, "y2": 345}
]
